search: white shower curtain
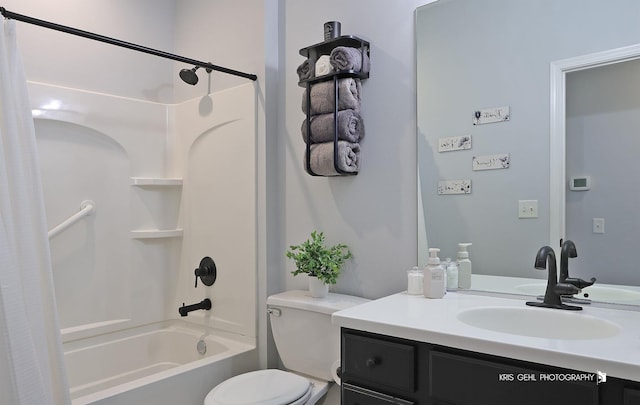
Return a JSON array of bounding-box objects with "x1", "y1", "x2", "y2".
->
[{"x1": 0, "y1": 20, "x2": 70, "y2": 405}]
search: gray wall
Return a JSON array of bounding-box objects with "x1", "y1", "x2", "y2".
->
[
  {"x1": 172, "y1": 0, "x2": 267, "y2": 102},
  {"x1": 4, "y1": 0, "x2": 176, "y2": 103},
  {"x1": 417, "y1": 0, "x2": 640, "y2": 278},
  {"x1": 280, "y1": 0, "x2": 428, "y2": 299}
]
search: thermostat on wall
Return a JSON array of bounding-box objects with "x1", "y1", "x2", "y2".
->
[{"x1": 569, "y1": 176, "x2": 591, "y2": 191}]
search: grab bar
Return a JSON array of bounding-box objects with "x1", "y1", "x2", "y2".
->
[{"x1": 48, "y1": 200, "x2": 95, "y2": 239}]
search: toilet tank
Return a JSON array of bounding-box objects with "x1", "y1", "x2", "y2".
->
[{"x1": 267, "y1": 290, "x2": 369, "y2": 381}]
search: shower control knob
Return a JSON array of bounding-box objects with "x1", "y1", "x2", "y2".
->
[{"x1": 194, "y1": 257, "x2": 217, "y2": 288}]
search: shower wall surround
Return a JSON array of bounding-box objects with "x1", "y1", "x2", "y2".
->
[{"x1": 29, "y1": 81, "x2": 257, "y2": 342}]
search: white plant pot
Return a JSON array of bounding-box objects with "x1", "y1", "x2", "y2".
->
[{"x1": 308, "y1": 276, "x2": 329, "y2": 298}]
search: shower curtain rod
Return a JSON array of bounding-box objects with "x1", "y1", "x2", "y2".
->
[{"x1": 0, "y1": 7, "x2": 258, "y2": 81}]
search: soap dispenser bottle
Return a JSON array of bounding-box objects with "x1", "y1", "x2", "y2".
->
[
  {"x1": 423, "y1": 248, "x2": 446, "y2": 299},
  {"x1": 457, "y1": 243, "x2": 472, "y2": 289}
]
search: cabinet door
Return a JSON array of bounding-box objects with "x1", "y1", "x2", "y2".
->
[
  {"x1": 342, "y1": 383, "x2": 414, "y2": 405},
  {"x1": 342, "y1": 332, "x2": 416, "y2": 392},
  {"x1": 624, "y1": 387, "x2": 640, "y2": 405},
  {"x1": 429, "y1": 350, "x2": 598, "y2": 405}
]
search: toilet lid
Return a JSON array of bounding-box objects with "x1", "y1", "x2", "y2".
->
[{"x1": 205, "y1": 369, "x2": 311, "y2": 405}]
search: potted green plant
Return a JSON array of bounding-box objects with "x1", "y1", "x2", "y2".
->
[{"x1": 286, "y1": 231, "x2": 353, "y2": 297}]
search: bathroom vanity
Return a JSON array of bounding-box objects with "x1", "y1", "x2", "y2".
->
[{"x1": 333, "y1": 293, "x2": 640, "y2": 405}]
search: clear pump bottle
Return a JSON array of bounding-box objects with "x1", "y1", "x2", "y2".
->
[
  {"x1": 407, "y1": 266, "x2": 424, "y2": 295},
  {"x1": 446, "y1": 260, "x2": 459, "y2": 290},
  {"x1": 457, "y1": 243, "x2": 472, "y2": 289},
  {"x1": 423, "y1": 248, "x2": 446, "y2": 299}
]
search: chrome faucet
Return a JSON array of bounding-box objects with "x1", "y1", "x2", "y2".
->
[
  {"x1": 526, "y1": 246, "x2": 582, "y2": 310},
  {"x1": 560, "y1": 240, "x2": 596, "y2": 289}
]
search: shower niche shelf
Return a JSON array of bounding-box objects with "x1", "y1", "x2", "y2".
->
[
  {"x1": 130, "y1": 229, "x2": 184, "y2": 239},
  {"x1": 130, "y1": 176, "x2": 183, "y2": 240},
  {"x1": 131, "y1": 177, "x2": 183, "y2": 187}
]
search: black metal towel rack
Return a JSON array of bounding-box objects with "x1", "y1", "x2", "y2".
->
[
  {"x1": 0, "y1": 6, "x2": 257, "y2": 82},
  {"x1": 299, "y1": 35, "x2": 370, "y2": 176}
]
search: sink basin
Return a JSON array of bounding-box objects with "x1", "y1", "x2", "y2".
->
[
  {"x1": 456, "y1": 306, "x2": 620, "y2": 339},
  {"x1": 515, "y1": 283, "x2": 640, "y2": 303}
]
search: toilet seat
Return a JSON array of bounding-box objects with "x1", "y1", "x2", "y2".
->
[{"x1": 204, "y1": 369, "x2": 312, "y2": 405}]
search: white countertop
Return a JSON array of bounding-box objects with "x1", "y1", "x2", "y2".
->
[{"x1": 332, "y1": 291, "x2": 640, "y2": 381}]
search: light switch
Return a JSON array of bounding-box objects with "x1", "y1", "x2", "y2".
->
[{"x1": 518, "y1": 200, "x2": 538, "y2": 218}]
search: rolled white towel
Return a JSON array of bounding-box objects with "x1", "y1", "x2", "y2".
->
[
  {"x1": 306, "y1": 141, "x2": 360, "y2": 176},
  {"x1": 315, "y1": 55, "x2": 333, "y2": 76}
]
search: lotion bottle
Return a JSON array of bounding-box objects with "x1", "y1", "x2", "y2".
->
[
  {"x1": 457, "y1": 243, "x2": 472, "y2": 289},
  {"x1": 423, "y1": 248, "x2": 445, "y2": 299}
]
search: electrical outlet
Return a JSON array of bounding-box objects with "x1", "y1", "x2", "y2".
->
[
  {"x1": 518, "y1": 200, "x2": 538, "y2": 218},
  {"x1": 593, "y1": 218, "x2": 605, "y2": 234}
]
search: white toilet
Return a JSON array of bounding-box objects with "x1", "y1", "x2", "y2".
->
[{"x1": 204, "y1": 290, "x2": 369, "y2": 405}]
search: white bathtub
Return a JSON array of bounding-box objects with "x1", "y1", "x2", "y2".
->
[{"x1": 63, "y1": 320, "x2": 257, "y2": 405}]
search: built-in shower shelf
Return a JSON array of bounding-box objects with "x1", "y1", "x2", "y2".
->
[
  {"x1": 130, "y1": 229, "x2": 184, "y2": 239},
  {"x1": 130, "y1": 177, "x2": 183, "y2": 187},
  {"x1": 131, "y1": 178, "x2": 182, "y2": 238}
]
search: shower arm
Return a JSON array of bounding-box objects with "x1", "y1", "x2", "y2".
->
[{"x1": 0, "y1": 7, "x2": 257, "y2": 82}]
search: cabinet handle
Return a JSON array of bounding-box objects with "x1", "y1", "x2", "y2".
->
[{"x1": 365, "y1": 357, "x2": 381, "y2": 368}]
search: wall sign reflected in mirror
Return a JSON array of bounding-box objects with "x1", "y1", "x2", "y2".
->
[
  {"x1": 438, "y1": 179, "x2": 471, "y2": 195},
  {"x1": 473, "y1": 106, "x2": 510, "y2": 126},
  {"x1": 438, "y1": 135, "x2": 471, "y2": 152},
  {"x1": 472, "y1": 154, "x2": 510, "y2": 171}
]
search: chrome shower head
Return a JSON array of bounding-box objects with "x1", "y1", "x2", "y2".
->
[{"x1": 179, "y1": 66, "x2": 200, "y2": 85}]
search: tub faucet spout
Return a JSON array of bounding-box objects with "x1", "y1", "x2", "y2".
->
[{"x1": 179, "y1": 298, "x2": 212, "y2": 317}]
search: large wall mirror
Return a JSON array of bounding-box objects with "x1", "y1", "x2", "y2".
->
[{"x1": 417, "y1": 0, "x2": 640, "y2": 303}]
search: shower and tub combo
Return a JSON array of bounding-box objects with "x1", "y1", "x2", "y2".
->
[
  {"x1": 30, "y1": 79, "x2": 259, "y2": 404},
  {"x1": 2, "y1": 6, "x2": 261, "y2": 404}
]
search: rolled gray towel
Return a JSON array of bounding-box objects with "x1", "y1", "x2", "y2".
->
[
  {"x1": 329, "y1": 46, "x2": 370, "y2": 73},
  {"x1": 301, "y1": 109, "x2": 364, "y2": 144},
  {"x1": 297, "y1": 59, "x2": 311, "y2": 81},
  {"x1": 301, "y1": 78, "x2": 361, "y2": 115},
  {"x1": 306, "y1": 141, "x2": 360, "y2": 176}
]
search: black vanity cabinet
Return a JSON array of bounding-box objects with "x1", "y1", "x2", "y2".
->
[{"x1": 341, "y1": 328, "x2": 640, "y2": 405}]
